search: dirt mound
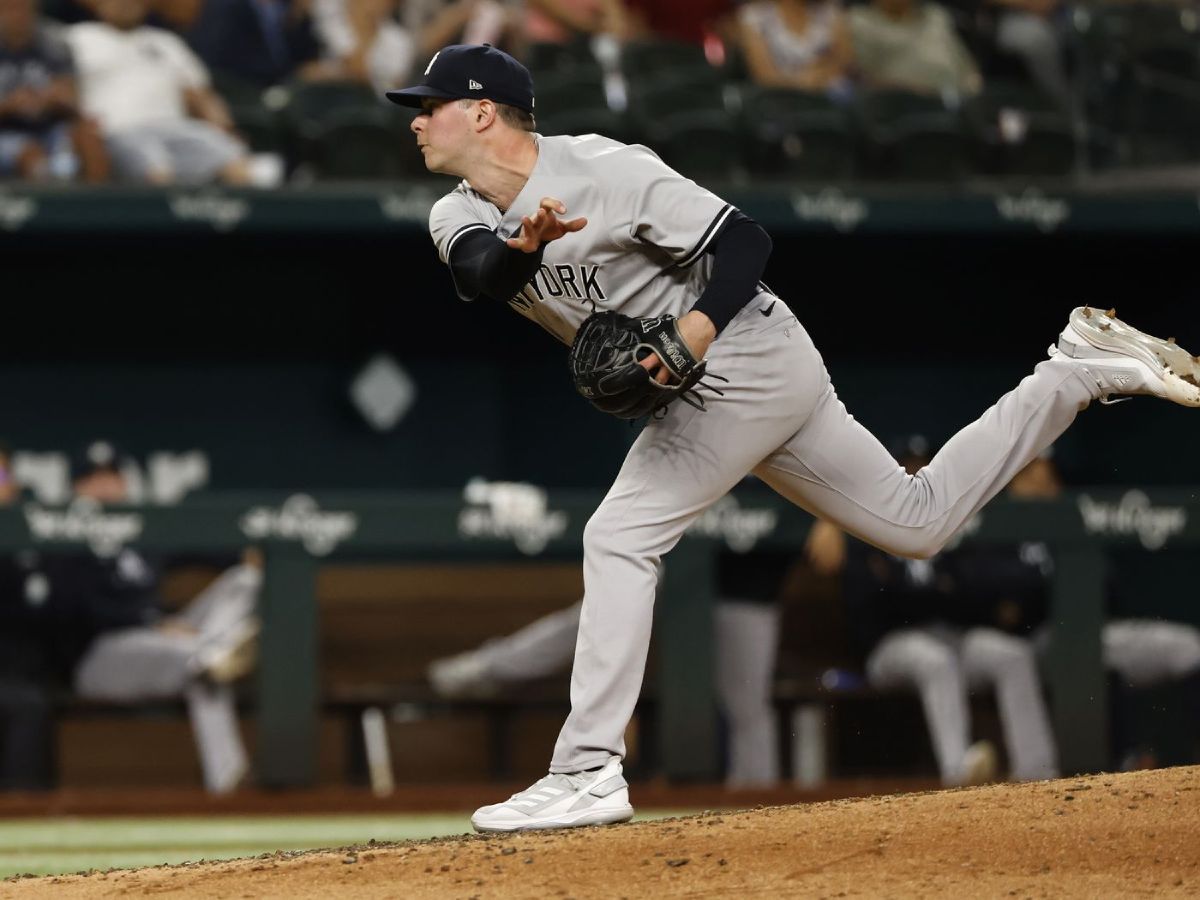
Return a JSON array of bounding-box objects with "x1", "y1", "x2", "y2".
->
[{"x1": 8, "y1": 766, "x2": 1199, "y2": 898}]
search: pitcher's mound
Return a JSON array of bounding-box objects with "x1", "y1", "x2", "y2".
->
[{"x1": 9, "y1": 765, "x2": 1200, "y2": 898}]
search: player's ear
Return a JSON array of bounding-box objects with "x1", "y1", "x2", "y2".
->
[{"x1": 473, "y1": 99, "x2": 498, "y2": 131}]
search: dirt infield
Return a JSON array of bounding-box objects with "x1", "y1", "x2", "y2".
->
[{"x1": 8, "y1": 766, "x2": 1199, "y2": 898}]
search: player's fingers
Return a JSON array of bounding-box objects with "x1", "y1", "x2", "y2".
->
[
  {"x1": 563, "y1": 216, "x2": 588, "y2": 232},
  {"x1": 638, "y1": 352, "x2": 660, "y2": 372},
  {"x1": 540, "y1": 196, "x2": 567, "y2": 215}
]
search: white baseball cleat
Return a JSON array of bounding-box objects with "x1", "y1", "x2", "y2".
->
[
  {"x1": 471, "y1": 758, "x2": 634, "y2": 833},
  {"x1": 1049, "y1": 306, "x2": 1200, "y2": 407}
]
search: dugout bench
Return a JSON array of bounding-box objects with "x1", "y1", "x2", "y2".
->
[{"x1": 3, "y1": 487, "x2": 1198, "y2": 787}]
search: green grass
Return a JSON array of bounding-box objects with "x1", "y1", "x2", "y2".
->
[{"x1": 0, "y1": 810, "x2": 699, "y2": 879}]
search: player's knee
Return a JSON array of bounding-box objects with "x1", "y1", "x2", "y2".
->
[
  {"x1": 582, "y1": 509, "x2": 623, "y2": 559},
  {"x1": 965, "y1": 629, "x2": 1034, "y2": 676},
  {"x1": 891, "y1": 533, "x2": 945, "y2": 561}
]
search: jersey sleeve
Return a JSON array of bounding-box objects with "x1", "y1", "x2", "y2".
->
[
  {"x1": 429, "y1": 189, "x2": 499, "y2": 301},
  {"x1": 429, "y1": 190, "x2": 495, "y2": 265},
  {"x1": 615, "y1": 144, "x2": 735, "y2": 268}
]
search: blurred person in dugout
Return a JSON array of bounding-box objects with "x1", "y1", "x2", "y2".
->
[
  {"x1": 21, "y1": 441, "x2": 263, "y2": 793},
  {"x1": 0, "y1": 440, "x2": 57, "y2": 791},
  {"x1": 0, "y1": 0, "x2": 109, "y2": 182},
  {"x1": 805, "y1": 435, "x2": 1060, "y2": 786},
  {"x1": 735, "y1": 0, "x2": 855, "y2": 101},
  {"x1": 1003, "y1": 451, "x2": 1200, "y2": 770},
  {"x1": 848, "y1": 0, "x2": 983, "y2": 98},
  {"x1": 426, "y1": 486, "x2": 794, "y2": 789},
  {"x1": 64, "y1": 0, "x2": 274, "y2": 185}
]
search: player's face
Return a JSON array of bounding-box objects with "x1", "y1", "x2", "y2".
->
[{"x1": 410, "y1": 98, "x2": 472, "y2": 175}]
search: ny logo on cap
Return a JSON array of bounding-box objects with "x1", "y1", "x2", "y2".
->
[{"x1": 469, "y1": 79, "x2": 483, "y2": 90}]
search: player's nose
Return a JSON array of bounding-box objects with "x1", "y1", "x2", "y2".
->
[{"x1": 409, "y1": 116, "x2": 424, "y2": 136}]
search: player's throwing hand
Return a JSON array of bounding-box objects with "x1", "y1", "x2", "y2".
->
[{"x1": 506, "y1": 196, "x2": 587, "y2": 253}]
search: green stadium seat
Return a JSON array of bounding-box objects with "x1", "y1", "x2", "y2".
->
[
  {"x1": 856, "y1": 90, "x2": 971, "y2": 181},
  {"x1": 739, "y1": 86, "x2": 855, "y2": 181}
]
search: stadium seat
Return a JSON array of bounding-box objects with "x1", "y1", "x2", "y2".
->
[
  {"x1": 1125, "y1": 70, "x2": 1200, "y2": 165},
  {"x1": 646, "y1": 110, "x2": 743, "y2": 182},
  {"x1": 965, "y1": 82, "x2": 1077, "y2": 178},
  {"x1": 532, "y1": 70, "x2": 611, "y2": 120},
  {"x1": 619, "y1": 38, "x2": 713, "y2": 81},
  {"x1": 525, "y1": 38, "x2": 603, "y2": 79},
  {"x1": 305, "y1": 106, "x2": 418, "y2": 181},
  {"x1": 855, "y1": 90, "x2": 972, "y2": 181},
  {"x1": 739, "y1": 86, "x2": 855, "y2": 181},
  {"x1": 538, "y1": 108, "x2": 635, "y2": 145}
]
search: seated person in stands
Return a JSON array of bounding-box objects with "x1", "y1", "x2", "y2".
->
[
  {"x1": 14, "y1": 440, "x2": 263, "y2": 794},
  {"x1": 0, "y1": 0, "x2": 109, "y2": 182},
  {"x1": 736, "y1": 0, "x2": 854, "y2": 99},
  {"x1": 184, "y1": 0, "x2": 320, "y2": 89},
  {"x1": 303, "y1": 0, "x2": 418, "y2": 94},
  {"x1": 66, "y1": 0, "x2": 259, "y2": 185},
  {"x1": 848, "y1": 0, "x2": 982, "y2": 97},
  {"x1": 985, "y1": 0, "x2": 1072, "y2": 110}
]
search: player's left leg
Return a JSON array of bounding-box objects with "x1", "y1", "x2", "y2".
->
[
  {"x1": 756, "y1": 307, "x2": 1197, "y2": 561},
  {"x1": 471, "y1": 304, "x2": 822, "y2": 833}
]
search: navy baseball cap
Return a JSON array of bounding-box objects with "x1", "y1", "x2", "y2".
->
[{"x1": 386, "y1": 44, "x2": 535, "y2": 114}]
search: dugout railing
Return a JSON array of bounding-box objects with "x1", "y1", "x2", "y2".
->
[{"x1": 2, "y1": 487, "x2": 1197, "y2": 786}]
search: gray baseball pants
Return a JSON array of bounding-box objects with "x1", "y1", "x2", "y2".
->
[
  {"x1": 551, "y1": 299, "x2": 1100, "y2": 773},
  {"x1": 73, "y1": 564, "x2": 260, "y2": 793},
  {"x1": 867, "y1": 624, "x2": 1059, "y2": 783}
]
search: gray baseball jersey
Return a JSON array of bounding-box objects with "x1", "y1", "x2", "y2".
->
[{"x1": 429, "y1": 134, "x2": 739, "y2": 345}]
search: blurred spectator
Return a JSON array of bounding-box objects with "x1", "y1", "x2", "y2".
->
[
  {"x1": 736, "y1": 0, "x2": 854, "y2": 97},
  {"x1": 305, "y1": 0, "x2": 416, "y2": 93},
  {"x1": 0, "y1": 440, "x2": 16, "y2": 505},
  {"x1": 185, "y1": 0, "x2": 320, "y2": 88},
  {"x1": 521, "y1": 0, "x2": 632, "y2": 44},
  {"x1": 987, "y1": 0, "x2": 1072, "y2": 110},
  {"x1": 849, "y1": 0, "x2": 982, "y2": 98},
  {"x1": 66, "y1": 0, "x2": 264, "y2": 185},
  {"x1": 805, "y1": 435, "x2": 1059, "y2": 785},
  {"x1": 22, "y1": 440, "x2": 263, "y2": 794},
  {"x1": 622, "y1": 0, "x2": 736, "y2": 47},
  {"x1": 0, "y1": 440, "x2": 56, "y2": 792},
  {"x1": 401, "y1": 0, "x2": 515, "y2": 57},
  {"x1": 0, "y1": 0, "x2": 109, "y2": 182}
]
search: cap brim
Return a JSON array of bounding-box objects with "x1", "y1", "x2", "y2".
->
[{"x1": 384, "y1": 85, "x2": 460, "y2": 108}]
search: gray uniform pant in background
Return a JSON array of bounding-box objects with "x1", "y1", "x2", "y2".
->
[
  {"x1": 473, "y1": 596, "x2": 783, "y2": 786},
  {"x1": 867, "y1": 624, "x2": 1060, "y2": 783},
  {"x1": 73, "y1": 564, "x2": 260, "y2": 793},
  {"x1": 551, "y1": 300, "x2": 1099, "y2": 773}
]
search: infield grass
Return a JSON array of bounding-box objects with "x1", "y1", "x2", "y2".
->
[{"x1": 0, "y1": 810, "x2": 699, "y2": 878}]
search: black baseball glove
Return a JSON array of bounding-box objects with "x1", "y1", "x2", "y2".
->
[{"x1": 569, "y1": 311, "x2": 725, "y2": 420}]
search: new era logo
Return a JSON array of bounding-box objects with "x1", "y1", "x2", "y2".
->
[{"x1": 469, "y1": 79, "x2": 483, "y2": 90}]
